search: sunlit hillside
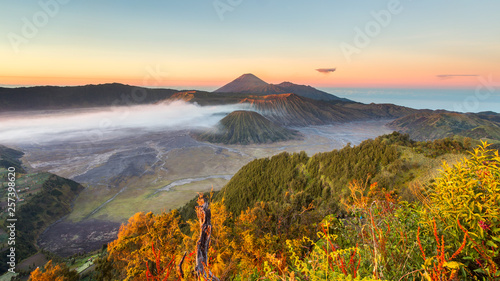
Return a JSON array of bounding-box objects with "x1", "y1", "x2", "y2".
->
[{"x1": 26, "y1": 134, "x2": 500, "y2": 280}]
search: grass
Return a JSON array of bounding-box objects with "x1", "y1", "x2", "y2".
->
[{"x1": 72, "y1": 254, "x2": 99, "y2": 273}]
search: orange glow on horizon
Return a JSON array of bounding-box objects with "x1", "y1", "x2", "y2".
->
[
  {"x1": 0, "y1": 74, "x2": 482, "y2": 90},
  {"x1": 0, "y1": 75, "x2": 228, "y2": 89}
]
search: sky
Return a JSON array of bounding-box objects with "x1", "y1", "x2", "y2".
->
[{"x1": 1, "y1": 0, "x2": 499, "y2": 89}]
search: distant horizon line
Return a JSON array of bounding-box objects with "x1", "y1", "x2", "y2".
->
[{"x1": 0, "y1": 82, "x2": 477, "y2": 91}]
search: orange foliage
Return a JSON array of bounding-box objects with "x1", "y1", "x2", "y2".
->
[
  {"x1": 182, "y1": 194, "x2": 235, "y2": 280},
  {"x1": 145, "y1": 241, "x2": 177, "y2": 281},
  {"x1": 29, "y1": 260, "x2": 78, "y2": 281},
  {"x1": 342, "y1": 178, "x2": 397, "y2": 213},
  {"x1": 107, "y1": 210, "x2": 182, "y2": 281}
]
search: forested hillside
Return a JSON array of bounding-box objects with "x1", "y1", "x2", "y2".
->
[
  {"x1": 0, "y1": 145, "x2": 25, "y2": 173},
  {"x1": 28, "y1": 133, "x2": 500, "y2": 280},
  {"x1": 0, "y1": 148, "x2": 84, "y2": 275}
]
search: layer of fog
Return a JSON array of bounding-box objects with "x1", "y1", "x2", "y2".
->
[{"x1": 0, "y1": 101, "x2": 249, "y2": 145}]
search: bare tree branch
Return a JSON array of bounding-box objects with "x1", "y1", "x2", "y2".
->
[{"x1": 195, "y1": 197, "x2": 219, "y2": 281}]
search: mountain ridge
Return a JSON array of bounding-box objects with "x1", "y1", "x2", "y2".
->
[
  {"x1": 0, "y1": 83, "x2": 178, "y2": 111},
  {"x1": 388, "y1": 111, "x2": 500, "y2": 141},
  {"x1": 239, "y1": 93, "x2": 418, "y2": 126},
  {"x1": 214, "y1": 73, "x2": 350, "y2": 102}
]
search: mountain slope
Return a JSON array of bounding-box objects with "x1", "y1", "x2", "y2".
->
[
  {"x1": 0, "y1": 172, "x2": 84, "y2": 273},
  {"x1": 214, "y1": 73, "x2": 349, "y2": 102},
  {"x1": 0, "y1": 145, "x2": 25, "y2": 172},
  {"x1": 213, "y1": 132, "x2": 471, "y2": 219},
  {"x1": 165, "y1": 90, "x2": 246, "y2": 106},
  {"x1": 276, "y1": 81, "x2": 351, "y2": 102},
  {"x1": 0, "y1": 83, "x2": 177, "y2": 111},
  {"x1": 343, "y1": 102, "x2": 421, "y2": 119},
  {"x1": 166, "y1": 90, "x2": 420, "y2": 127},
  {"x1": 196, "y1": 110, "x2": 299, "y2": 144},
  {"x1": 214, "y1": 73, "x2": 272, "y2": 93},
  {"x1": 239, "y1": 93, "x2": 420, "y2": 126},
  {"x1": 0, "y1": 146, "x2": 85, "y2": 273},
  {"x1": 239, "y1": 94, "x2": 362, "y2": 126},
  {"x1": 388, "y1": 112, "x2": 500, "y2": 141}
]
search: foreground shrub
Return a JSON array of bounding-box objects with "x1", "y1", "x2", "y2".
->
[
  {"x1": 107, "y1": 210, "x2": 183, "y2": 280},
  {"x1": 29, "y1": 260, "x2": 78, "y2": 281},
  {"x1": 419, "y1": 142, "x2": 500, "y2": 278}
]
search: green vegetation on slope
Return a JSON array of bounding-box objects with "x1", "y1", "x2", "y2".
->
[
  {"x1": 0, "y1": 145, "x2": 25, "y2": 173},
  {"x1": 196, "y1": 110, "x2": 300, "y2": 145},
  {"x1": 462, "y1": 125, "x2": 500, "y2": 141},
  {"x1": 210, "y1": 132, "x2": 470, "y2": 220},
  {"x1": 0, "y1": 172, "x2": 84, "y2": 274},
  {"x1": 388, "y1": 111, "x2": 500, "y2": 142}
]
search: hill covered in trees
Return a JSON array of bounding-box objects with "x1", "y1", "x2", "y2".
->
[
  {"x1": 0, "y1": 145, "x2": 25, "y2": 172},
  {"x1": 0, "y1": 147, "x2": 84, "y2": 275}
]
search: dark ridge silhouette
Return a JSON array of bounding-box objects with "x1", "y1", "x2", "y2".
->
[{"x1": 0, "y1": 83, "x2": 177, "y2": 111}]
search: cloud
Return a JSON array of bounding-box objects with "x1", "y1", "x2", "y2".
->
[
  {"x1": 436, "y1": 74, "x2": 478, "y2": 80},
  {"x1": 0, "y1": 101, "x2": 249, "y2": 144},
  {"x1": 316, "y1": 68, "x2": 336, "y2": 74}
]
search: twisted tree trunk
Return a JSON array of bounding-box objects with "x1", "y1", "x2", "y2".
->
[{"x1": 194, "y1": 197, "x2": 219, "y2": 281}]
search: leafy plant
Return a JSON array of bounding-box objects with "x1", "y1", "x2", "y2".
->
[
  {"x1": 415, "y1": 220, "x2": 467, "y2": 281},
  {"x1": 107, "y1": 210, "x2": 183, "y2": 280},
  {"x1": 341, "y1": 179, "x2": 422, "y2": 280},
  {"x1": 261, "y1": 216, "x2": 378, "y2": 281},
  {"x1": 419, "y1": 141, "x2": 500, "y2": 278}
]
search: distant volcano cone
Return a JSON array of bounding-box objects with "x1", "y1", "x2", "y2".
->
[
  {"x1": 197, "y1": 110, "x2": 299, "y2": 144},
  {"x1": 214, "y1": 73, "x2": 269, "y2": 93},
  {"x1": 214, "y1": 73, "x2": 351, "y2": 101}
]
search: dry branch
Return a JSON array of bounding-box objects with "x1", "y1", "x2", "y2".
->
[{"x1": 195, "y1": 196, "x2": 219, "y2": 281}]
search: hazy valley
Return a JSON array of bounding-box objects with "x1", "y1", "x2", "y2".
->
[{"x1": 11, "y1": 113, "x2": 392, "y2": 256}]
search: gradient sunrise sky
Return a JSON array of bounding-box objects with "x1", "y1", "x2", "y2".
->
[{"x1": 1, "y1": 0, "x2": 499, "y2": 89}]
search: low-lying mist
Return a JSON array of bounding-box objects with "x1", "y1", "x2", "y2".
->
[{"x1": 0, "y1": 100, "x2": 249, "y2": 145}]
